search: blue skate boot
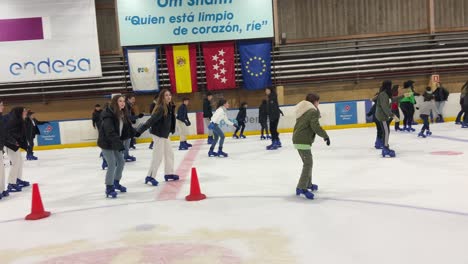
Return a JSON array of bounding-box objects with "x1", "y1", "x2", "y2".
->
[
  {"x1": 296, "y1": 188, "x2": 314, "y2": 200},
  {"x1": 374, "y1": 138, "x2": 383, "y2": 149},
  {"x1": 382, "y1": 147, "x2": 396, "y2": 158},
  {"x1": 208, "y1": 147, "x2": 218, "y2": 157},
  {"x1": 106, "y1": 185, "x2": 117, "y2": 198},
  {"x1": 17, "y1": 179, "x2": 30, "y2": 187},
  {"x1": 114, "y1": 180, "x2": 127, "y2": 193},
  {"x1": 145, "y1": 176, "x2": 159, "y2": 186},
  {"x1": 164, "y1": 174, "x2": 180, "y2": 181},
  {"x1": 217, "y1": 147, "x2": 228, "y2": 158}
]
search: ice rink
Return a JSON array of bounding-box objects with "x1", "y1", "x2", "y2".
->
[{"x1": 0, "y1": 122, "x2": 467, "y2": 264}]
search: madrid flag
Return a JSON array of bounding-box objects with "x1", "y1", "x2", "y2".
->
[{"x1": 202, "y1": 41, "x2": 236, "y2": 90}]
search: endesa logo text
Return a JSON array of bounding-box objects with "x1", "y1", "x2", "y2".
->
[{"x1": 9, "y1": 57, "x2": 91, "y2": 76}]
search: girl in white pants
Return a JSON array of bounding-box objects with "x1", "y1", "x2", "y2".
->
[
  {"x1": 0, "y1": 101, "x2": 8, "y2": 199},
  {"x1": 4, "y1": 106, "x2": 29, "y2": 192},
  {"x1": 136, "y1": 89, "x2": 179, "y2": 185}
]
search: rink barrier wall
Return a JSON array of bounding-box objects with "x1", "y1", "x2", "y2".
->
[{"x1": 32, "y1": 95, "x2": 463, "y2": 151}]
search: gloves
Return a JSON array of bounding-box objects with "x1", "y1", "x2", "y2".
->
[
  {"x1": 185, "y1": 120, "x2": 191, "y2": 126},
  {"x1": 393, "y1": 115, "x2": 400, "y2": 122},
  {"x1": 233, "y1": 124, "x2": 239, "y2": 129},
  {"x1": 135, "y1": 131, "x2": 142, "y2": 138},
  {"x1": 324, "y1": 138, "x2": 330, "y2": 146},
  {"x1": 208, "y1": 122, "x2": 215, "y2": 130},
  {"x1": 138, "y1": 113, "x2": 145, "y2": 118}
]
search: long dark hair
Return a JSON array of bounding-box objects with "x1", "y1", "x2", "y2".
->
[
  {"x1": 462, "y1": 81, "x2": 468, "y2": 92},
  {"x1": 153, "y1": 89, "x2": 172, "y2": 116},
  {"x1": 217, "y1": 99, "x2": 227, "y2": 108},
  {"x1": 110, "y1": 95, "x2": 129, "y2": 122},
  {"x1": 381, "y1": 80, "x2": 392, "y2": 97}
]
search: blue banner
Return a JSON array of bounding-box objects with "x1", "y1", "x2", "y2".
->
[
  {"x1": 238, "y1": 40, "x2": 272, "y2": 90},
  {"x1": 116, "y1": 0, "x2": 274, "y2": 46},
  {"x1": 37, "y1": 122, "x2": 61, "y2": 146},
  {"x1": 335, "y1": 102, "x2": 358, "y2": 125},
  {"x1": 365, "y1": 100, "x2": 374, "y2": 123}
]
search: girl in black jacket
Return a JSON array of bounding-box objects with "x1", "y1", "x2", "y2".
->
[
  {"x1": 98, "y1": 95, "x2": 136, "y2": 198},
  {"x1": 0, "y1": 101, "x2": 9, "y2": 199},
  {"x1": 266, "y1": 87, "x2": 284, "y2": 150},
  {"x1": 25, "y1": 111, "x2": 48, "y2": 161},
  {"x1": 233, "y1": 102, "x2": 247, "y2": 139},
  {"x1": 136, "y1": 89, "x2": 179, "y2": 186},
  {"x1": 259, "y1": 100, "x2": 270, "y2": 140},
  {"x1": 5, "y1": 107, "x2": 29, "y2": 193}
]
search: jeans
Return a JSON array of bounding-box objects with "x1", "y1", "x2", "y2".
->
[
  {"x1": 102, "y1": 149, "x2": 125, "y2": 186},
  {"x1": 211, "y1": 124, "x2": 225, "y2": 149},
  {"x1": 420, "y1": 114, "x2": 430, "y2": 132}
]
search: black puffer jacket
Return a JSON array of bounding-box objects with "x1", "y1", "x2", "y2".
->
[
  {"x1": 97, "y1": 106, "x2": 135, "y2": 151},
  {"x1": 0, "y1": 112, "x2": 6, "y2": 150},
  {"x1": 25, "y1": 117, "x2": 47, "y2": 141},
  {"x1": 5, "y1": 107, "x2": 28, "y2": 152},
  {"x1": 138, "y1": 103, "x2": 176, "y2": 139},
  {"x1": 259, "y1": 100, "x2": 268, "y2": 123},
  {"x1": 203, "y1": 98, "x2": 213, "y2": 119},
  {"x1": 236, "y1": 107, "x2": 247, "y2": 123},
  {"x1": 92, "y1": 109, "x2": 102, "y2": 129},
  {"x1": 267, "y1": 92, "x2": 283, "y2": 121}
]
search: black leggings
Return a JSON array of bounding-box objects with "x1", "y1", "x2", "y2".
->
[
  {"x1": 270, "y1": 118, "x2": 279, "y2": 141},
  {"x1": 375, "y1": 120, "x2": 383, "y2": 140},
  {"x1": 420, "y1": 114, "x2": 430, "y2": 132},
  {"x1": 234, "y1": 121, "x2": 246, "y2": 135},
  {"x1": 380, "y1": 121, "x2": 391, "y2": 147},
  {"x1": 260, "y1": 121, "x2": 269, "y2": 136},
  {"x1": 400, "y1": 102, "x2": 415, "y2": 127},
  {"x1": 392, "y1": 109, "x2": 400, "y2": 129}
]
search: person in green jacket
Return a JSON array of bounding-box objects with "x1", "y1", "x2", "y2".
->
[
  {"x1": 400, "y1": 80, "x2": 419, "y2": 132},
  {"x1": 375, "y1": 80, "x2": 404, "y2": 158},
  {"x1": 292, "y1": 93, "x2": 330, "y2": 200}
]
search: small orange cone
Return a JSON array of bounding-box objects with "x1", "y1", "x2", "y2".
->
[
  {"x1": 25, "y1": 183, "x2": 51, "y2": 221},
  {"x1": 185, "y1": 168, "x2": 206, "y2": 201}
]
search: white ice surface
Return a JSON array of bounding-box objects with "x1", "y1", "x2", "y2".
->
[{"x1": 0, "y1": 123, "x2": 467, "y2": 264}]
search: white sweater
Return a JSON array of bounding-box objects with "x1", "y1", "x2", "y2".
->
[{"x1": 211, "y1": 106, "x2": 234, "y2": 126}]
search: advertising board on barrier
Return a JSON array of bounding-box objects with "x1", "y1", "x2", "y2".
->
[
  {"x1": 335, "y1": 101, "x2": 358, "y2": 125},
  {"x1": 116, "y1": 0, "x2": 274, "y2": 46},
  {"x1": 0, "y1": 0, "x2": 102, "y2": 83},
  {"x1": 37, "y1": 122, "x2": 61, "y2": 146}
]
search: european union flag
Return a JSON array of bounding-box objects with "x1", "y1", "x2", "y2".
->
[{"x1": 238, "y1": 40, "x2": 272, "y2": 90}]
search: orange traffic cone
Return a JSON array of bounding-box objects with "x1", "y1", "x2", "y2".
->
[
  {"x1": 25, "y1": 183, "x2": 51, "y2": 221},
  {"x1": 185, "y1": 168, "x2": 206, "y2": 201}
]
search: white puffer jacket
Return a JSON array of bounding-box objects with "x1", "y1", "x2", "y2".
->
[{"x1": 211, "y1": 106, "x2": 234, "y2": 126}]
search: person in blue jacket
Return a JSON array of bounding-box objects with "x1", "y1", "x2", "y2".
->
[{"x1": 176, "y1": 98, "x2": 192, "y2": 150}]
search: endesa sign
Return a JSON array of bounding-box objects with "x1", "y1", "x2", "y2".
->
[{"x1": 0, "y1": 0, "x2": 101, "y2": 83}]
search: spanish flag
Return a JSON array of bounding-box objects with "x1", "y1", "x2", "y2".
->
[{"x1": 165, "y1": 44, "x2": 198, "y2": 94}]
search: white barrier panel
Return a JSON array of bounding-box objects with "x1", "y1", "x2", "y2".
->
[{"x1": 49, "y1": 96, "x2": 462, "y2": 146}]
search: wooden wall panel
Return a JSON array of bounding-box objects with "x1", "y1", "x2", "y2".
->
[
  {"x1": 435, "y1": 0, "x2": 468, "y2": 29},
  {"x1": 278, "y1": 0, "x2": 428, "y2": 41},
  {"x1": 96, "y1": 8, "x2": 119, "y2": 52}
]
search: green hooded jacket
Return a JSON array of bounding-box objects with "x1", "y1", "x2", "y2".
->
[{"x1": 292, "y1": 100, "x2": 328, "y2": 150}]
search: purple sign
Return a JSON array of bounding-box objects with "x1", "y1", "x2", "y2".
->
[{"x1": 0, "y1": 17, "x2": 44, "y2": 42}]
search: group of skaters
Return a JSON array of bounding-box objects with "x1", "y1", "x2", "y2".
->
[
  {"x1": 93, "y1": 87, "x2": 287, "y2": 198},
  {"x1": 368, "y1": 80, "x2": 468, "y2": 158},
  {"x1": 0, "y1": 101, "x2": 49, "y2": 200}
]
